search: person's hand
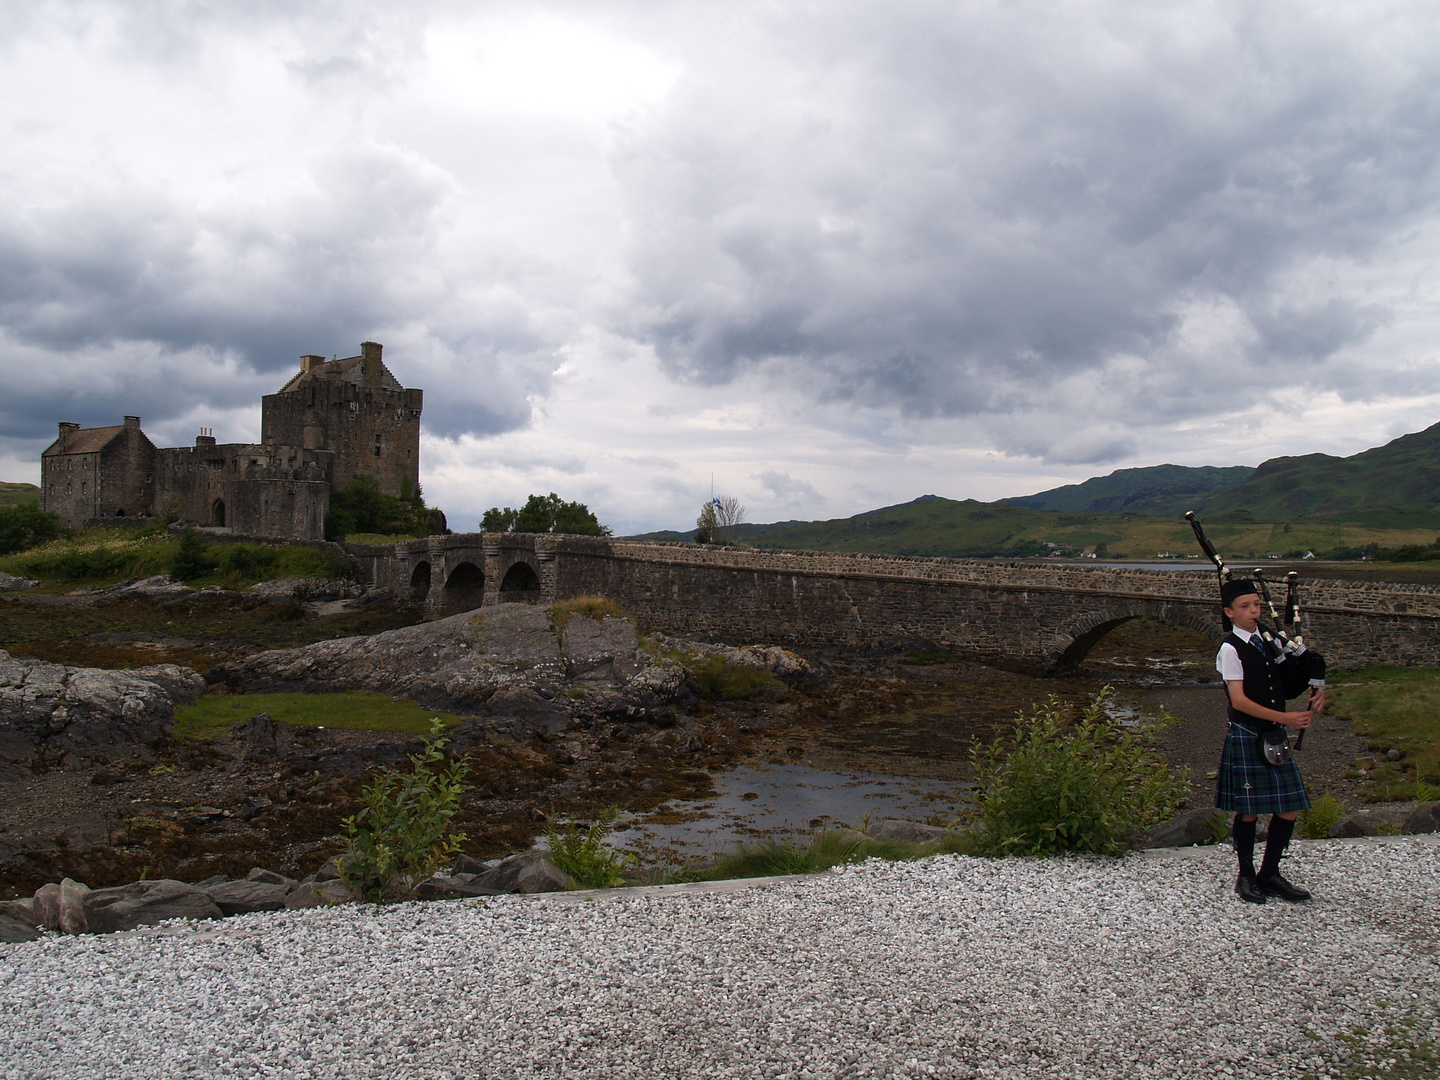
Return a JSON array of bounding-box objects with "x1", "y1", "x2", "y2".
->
[
  {"x1": 1285, "y1": 710, "x2": 1313, "y2": 730},
  {"x1": 1310, "y1": 687, "x2": 1326, "y2": 714}
]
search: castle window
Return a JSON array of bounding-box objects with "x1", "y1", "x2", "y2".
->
[
  {"x1": 374, "y1": 434, "x2": 382, "y2": 458},
  {"x1": 66, "y1": 483, "x2": 72, "y2": 495}
]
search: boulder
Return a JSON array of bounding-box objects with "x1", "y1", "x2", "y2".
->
[
  {"x1": 411, "y1": 874, "x2": 503, "y2": 900},
  {"x1": 32, "y1": 882, "x2": 61, "y2": 931},
  {"x1": 451, "y1": 853, "x2": 496, "y2": 876},
  {"x1": 1138, "y1": 808, "x2": 1229, "y2": 848},
  {"x1": 0, "y1": 913, "x2": 41, "y2": 942},
  {"x1": 1403, "y1": 801, "x2": 1440, "y2": 835},
  {"x1": 472, "y1": 850, "x2": 575, "y2": 894},
  {"x1": 0, "y1": 571, "x2": 39, "y2": 593},
  {"x1": 284, "y1": 879, "x2": 358, "y2": 909},
  {"x1": 0, "y1": 649, "x2": 206, "y2": 766},
  {"x1": 205, "y1": 879, "x2": 291, "y2": 915},
  {"x1": 0, "y1": 898, "x2": 41, "y2": 943},
  {"x1": 59, "y1": 877, "x2": 91, "y2": 934},
  {"x1": 245, "y1": 867, "x2": 297, "y2": 887},
  {"x1": 865, "y1": 818, "x2": 953, "y2": 844},
  {"x1": 82, "y1": 880, "x2": 223, "y2": 933}
]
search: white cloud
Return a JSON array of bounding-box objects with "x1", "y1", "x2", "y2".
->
[{"x1": 2, "y1": 0, "x2": 1439, "y2": 531}]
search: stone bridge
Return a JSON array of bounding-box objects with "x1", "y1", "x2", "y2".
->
[{"x1": 345, "y1": 534, "x2": 1440, "y2": 672}]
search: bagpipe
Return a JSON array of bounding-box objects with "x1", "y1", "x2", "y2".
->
[{"x1": 1185, "y1": 511, "x2": 1326, "y2": 748}]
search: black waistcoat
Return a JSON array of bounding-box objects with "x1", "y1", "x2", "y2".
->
[{"x1": 1223, "y1": 631, "x2": 1287, "y2": 731}]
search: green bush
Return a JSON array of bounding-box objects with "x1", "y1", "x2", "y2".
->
[
  {"x1": 340, "y1": 719, "x2": 470, "y2": 901},
  {"x1": 0, "y1": 504, "x2": 67, "y2": 556},
  {"x1": 969, "y1": 689, "x2": 1189, "y2": 857},
  {"x1": 544, "y1": 806, "x2": 634, "y2": 889},
  {"x1": 217, "y1": 543, "x2": 278, "y2": 578},
  {"x1": 326, "y1": 475, "x2": 433, "y2": 541},
  {"x1": 482, "y1": 492, "x2": 610, "y2": 536},
  {"x1": 685, "y1": 654, "x2": 780, "y2": 699},
  {"x1": 1299, "y1": 792, "x2": 1344, "y2": 839},
  {"x1": 170, "y1": 528, "x2": 216, "y2": 581}
]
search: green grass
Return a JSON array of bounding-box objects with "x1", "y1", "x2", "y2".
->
[
  {"x1": 0, "y1": 527, "x2": 354, "y2": 589},
  {"x1": 643, "y1": 496, "x2": 1440, "y2": 562},
  {"x1": 0, "y1": 482, "x2": 40, "y2": 507},
  {"x1": 681, "y1": 653, "x2": 781, "y2": 699},
  {"x1": 344, "y1": 532, "x2": 423, "y2": 545},
  {"x1": 1327, "y1": 667, "x2": 1440, "y2": 801},
  {"x1": 171, "y1": 691, "x2": 469, "y2": 741}
]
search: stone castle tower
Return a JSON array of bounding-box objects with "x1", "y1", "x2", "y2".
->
[{"x1": 41, "y1": 342, "x2": 422, "y2": 541}]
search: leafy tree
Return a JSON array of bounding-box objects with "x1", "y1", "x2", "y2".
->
[
  {"x1": 0, "y1": 504, "x2": 66, "y2": 556},
  {"x1": 325, "y1": 475, "x2": 435, "y2": 541},
  {"x1": 481, "y1": 493, "x2": 610, "y2": 536},
  {"x1": 170, "y1": 527, "x2": 216, "y2": 581},
  {"x1": 696, "y1": 495, "x2": 745, "y2": 544}
]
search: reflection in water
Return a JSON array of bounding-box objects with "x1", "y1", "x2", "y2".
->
[{"x1": 609, "y1": 762, "x2": 969, "y2": 865}]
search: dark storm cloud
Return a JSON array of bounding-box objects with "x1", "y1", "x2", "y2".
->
[{"x1": 608, "y1": 1, "x2": 1440, "y2": 458}]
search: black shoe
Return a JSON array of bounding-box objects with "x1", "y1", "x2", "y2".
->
[
  {"x1": 1257, "y1": 873, "x2": 1311, "y2": 901},
  {"x1": 1235, "y1": 874, "x2": 1266, "y2": 904}
]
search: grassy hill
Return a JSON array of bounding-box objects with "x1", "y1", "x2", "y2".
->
[
  {"x1": 0, "y1": 483, "x2": 40, "y2": 507},
  {"x1": 635, "y1": 496, "x2": 1437, "y2": 562},
  {"x1": 1197, "y1": 421, "x2": 1440, "y2": 527},
  {"x1": 1005, "y1": 465, "x2": 1253, "y2": 516}
]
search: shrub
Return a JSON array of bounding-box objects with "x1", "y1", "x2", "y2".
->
[
  {"x1": 685, "y1": 654, "x2": 781, "y2": 699},
  {"x1": 1299, "y1": 793, "x2": 1344, "y2": 839},
  {"x1": 969, "y1": 689, "x2": 1189, "y2": 857},
  {"x1": 340, "y1": 719, "x2": 470, "y2": 901},
  {"x1": 217, "y1": 543, "x2": 278, "y2": 578},
  {"x1": 326, "y1": 475, "x2": 433, "y2": 541},
  {"x1": 544, "y1": 806, "x2": 634, "y2": 889},
  {"x1": 170, "y1": 528, "x2": 216, "y2": 581},
  {"x1": 549, "y1": 595, "x2": 625, "y2": 633},
  {"x1": 0, "y1": 504, "x2": 67, "y2": 556},
  {"x1": 482, "y1": 492, "x2": 610, "y2": 536}
]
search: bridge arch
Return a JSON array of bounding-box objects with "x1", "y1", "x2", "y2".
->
[
  {"x1": 408, "y1": 561, "x2": 431, "y2": 601},
  {"x1": 1051, "y1": 599, "x2": 1221, "y2": 670},
  {"x1": 443, "y1": 561, "x2": 485, "y2": 613},
  {"x1": 498, "y1": 561, "x2": 541, "y2": 603}
]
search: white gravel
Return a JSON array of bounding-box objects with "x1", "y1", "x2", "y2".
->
[{"x1": 3, "y1": 837, "x2": 1438, "y2": 1080}]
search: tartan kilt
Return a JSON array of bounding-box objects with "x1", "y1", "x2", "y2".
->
[{"x1": 1214, "y1": 724, "x2": 1311, "y2": 815}]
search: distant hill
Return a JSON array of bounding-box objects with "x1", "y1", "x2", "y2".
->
[
  {"x1": 0, "y1": 483, "x2": 40, "y2": 507},
  {"x1": 1197, "y1": 421, "x2": 1440, "y2": 528},
  {"x1": 1005, "y1": 465, "x2": 1253, "y2": 516}
]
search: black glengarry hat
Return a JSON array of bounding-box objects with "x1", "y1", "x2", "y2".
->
[{"x1": 1221, "y1": 579, "x2": 1259, "y2": 605}]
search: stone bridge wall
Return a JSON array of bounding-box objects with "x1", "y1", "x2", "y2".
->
[{"x1": 351, "y1": 534, "x2": 1440, "y2": 672}]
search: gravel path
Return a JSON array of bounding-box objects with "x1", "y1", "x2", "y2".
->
[{"x1": 4, "y1": 838, "x2": 1438, "y2": 1080}]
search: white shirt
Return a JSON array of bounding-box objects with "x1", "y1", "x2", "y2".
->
[{"x1": 1216, "y1": 630, "x2": 1267, "y2": 681}]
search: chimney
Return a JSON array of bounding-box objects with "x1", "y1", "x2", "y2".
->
[
  {"x1": 300, "y1": 354, "x2": 325, "y2": 374},
  {"x1": 196, "y1": 428, "x2": 216, "y2": 447},
  {"x1": 361, "y1": 341, "x2": 383, "y2": 388},
  {"x1": 123, "y1": 415, "x2": 141, "y2": 431},
  {"x1": 58, "y1": 422, "x2": 79, "y2": 453}
]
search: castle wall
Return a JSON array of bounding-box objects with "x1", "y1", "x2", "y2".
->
[
  {"x1": 41, "y1": 452, "x2": 101, "y2": 527},
  {"x1": 261, "y1": 345, "x2": 421, "y2": 499},
  {"x1": 226, "y1": 479, "x2": 329, "y2": 541},
  {"x1": 153, "y1": 441, "x2": 333, "y2": 535}
]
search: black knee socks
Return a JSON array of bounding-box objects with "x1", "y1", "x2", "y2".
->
[
  {"x1": 1233, "y1": 816, "x2": 1257, "y2": 878},
  {"x1": 1260, "y1": 815, "x2": 1295, "y2": 878}
]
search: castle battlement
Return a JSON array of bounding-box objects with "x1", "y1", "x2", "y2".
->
[{"x1": 40, "y1": 342, "x2": 422, "y2": 541}]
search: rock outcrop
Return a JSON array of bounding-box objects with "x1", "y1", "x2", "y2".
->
[
  {"x1": 0, "y1": 650, "x2": 206, "y2": 769},
  {"x1": 208, "y1": 603, "x2": 687, "y2": 733}
]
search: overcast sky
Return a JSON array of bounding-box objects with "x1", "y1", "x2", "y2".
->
[{"x1": 3, "y1": 1, "x2": 1439, "y2": 534}]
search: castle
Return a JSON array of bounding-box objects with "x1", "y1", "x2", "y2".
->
[{"x1": 41, "y1": 342, "x2": 422, "y2": 542}]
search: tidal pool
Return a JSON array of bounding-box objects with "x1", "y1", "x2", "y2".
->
[{"x1": 608, "y1": 761, "x2": 970, "y2": 865}]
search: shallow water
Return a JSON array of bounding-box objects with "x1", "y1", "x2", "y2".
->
[{"x1": 607, "y1": 761, "x2": 969, "y2": 864}]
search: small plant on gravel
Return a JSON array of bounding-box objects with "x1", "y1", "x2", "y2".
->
[
  {"x1": 968, "y1": 688, "x2": 1189, "y2": 857},
  {"x1": 548, "y1": 596, "x2": 625, "y2": 633},
  {"x1": 544, "y1": 806, "x2": 634, "y2": 889},
  {"x1": 340, "y1": 718, "x2": 470, "y2": 902},
  {"x1": 1299, "y1": 792, "x2": 1345, "y2": 839}
]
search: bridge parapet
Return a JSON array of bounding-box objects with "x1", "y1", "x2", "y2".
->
[{"x1": 358, "y1": 534, "x2": 1440, "y2": 669}]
